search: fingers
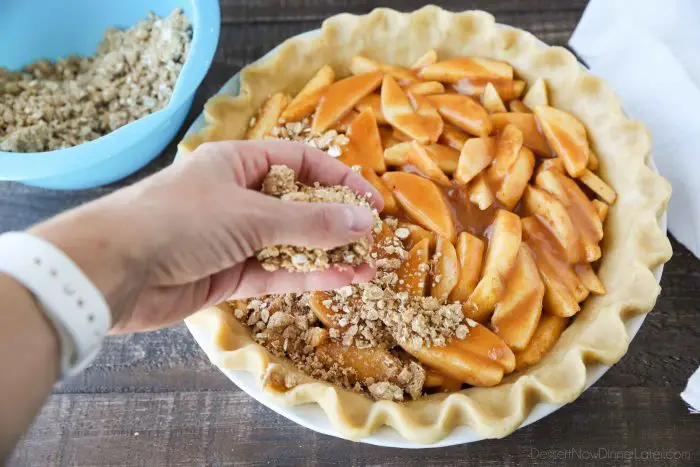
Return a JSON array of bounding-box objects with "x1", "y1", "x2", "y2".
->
[
  {"x1": 227, "y1": 260, "x2": 377, "y2": 299},
  {"x1": 250, "y1": 192, "x2": 375, "y2": 249},
  {"x1": 205, "y1": 140, "x2": 384, "y2": 211}
]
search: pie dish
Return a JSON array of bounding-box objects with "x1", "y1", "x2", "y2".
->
[{"x1": 179, "y1": 6, "x2": 672, "y2": 443}]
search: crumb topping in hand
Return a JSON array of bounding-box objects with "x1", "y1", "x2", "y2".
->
[{"x1": 256, "y1": 165, "x2": 380, "y2": 272}]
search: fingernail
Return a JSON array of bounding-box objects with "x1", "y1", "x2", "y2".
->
[{"x1": 344, "y1": 206, "x2": 373, "y2": 234}]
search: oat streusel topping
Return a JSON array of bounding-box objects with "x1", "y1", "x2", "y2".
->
[
  {"x1": 240, "y1": 217, "x2": 470, "y2": 401},
  {"x1": 233, "y1": 295, "x2": 426, "y2": 401},
  {"x1": 0, "y1": 9, "x2": 192, "y2": 153},
  {"x1": 263, "y1": 116, "x2": 349, "y2": 157},
  {"x1": 256, "y1": 165, "x2": 380, "y2": 272},
  {"x1": 323, "y1": 217, "x2": 466, "y2": 350}
]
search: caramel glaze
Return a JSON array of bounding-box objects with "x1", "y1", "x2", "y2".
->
[{"x1": 397, "y1": 163, "x2": 503, "y2": 239}]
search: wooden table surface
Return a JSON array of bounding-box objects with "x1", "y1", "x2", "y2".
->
[{"x1": 5, "y1": 1, "x2": 699, "y2": 465}]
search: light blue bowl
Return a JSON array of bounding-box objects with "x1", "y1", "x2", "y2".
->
[{"x1": 0, "y1": 0, "x2": 220, "y2": 189}]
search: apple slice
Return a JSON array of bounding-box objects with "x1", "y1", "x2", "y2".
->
[
  {"x1": 533, "y1": 105, "x2": 590, "y2": 177},
  {"x1": 522, "y1": 78, "x2": 548, "y2": 109},
  {"x1": 522, "y1": 185, "x2": 583, "y2": 264},
  {"x1": 490, "y1": 124, "x2": 524, "y2": 179},
  {"x1": 246, "y1": 93, "x2": 290, "y2": 140},
  {"x1": 351, "y1": 55, "x2": 418, "y2": 85},
  {"x1": 592, "y1": 199, "x2": 609, "y2": 222},
  {"x1": 354, "y1": 93, "x2": 388, "y2": 125},
  {"x1": 406, "y1": 81, "x2": 445, "y2": 96},
  {"x1": 417, "y1": 58, "x2": 513, "y2": 83},
  {"x1": 382, "y1": 171, "x2": 455, "y2": 242},
  {"x1": 312, "y1": 71, "x2": 383, "y2": 134},
  {"x1": 426, "y1": 94, "x2": 492, "y2": 136},
  {"x1": 454, "y1": 137, "x2": 496, "y2": 185},
  {"x1": 521, "y1": 217, "x2": 587, "y2": 317},
  {"x1": 467, "y1": 209, "x2": 522, "y2": 321},
  {"x1": 587, "y1": 150, "x2": 600, "y2": 171},
  {"x1": 481, "y1": 82, "x2": 507, "y2": 113},
  {"x1": 491, "y1": 245, "x2": 544, "y2": 350},
  {"x1": 392, "y1": 127, "x2": 413, "y2": 142},
  {"x1": 455, "y1": 322, "x2": 516, "y2": 373},
  {"x1": 453, "y1": 78, "x2": 526, "y2": 101},
  {"x1": 281, "y1": 65, "x2": 335, "y2": 121},
  {"x1": 425, "y1": 144, "x2": 460, "y2": 174},
  {"x1": 496, "y1": 147, "x2": 535, "y2": 210},
  {"x1": 430, "y1": 235, "x2": 460, "y2": 301},
  {"x1": 424, "y1": 368, "x2": 463, "y2": 392},
  {"x1": 330, "y1": 110, "x2": 359, "y2": 132},
  {"x1": 378, "y1": 126, "x2": 395, "y2": 147},
  {"x1": 384, "y1": 141, "x2": 412, "y2": 167},
  {"x1": 439, "y1": 122, "x2": 470, "y2": 150},
  {"x1": 575, "y1": 263, "x2": 606, "y2": 295},
  {"x1": 382, "y1": 75, "x2": 442, "y2": 144},
  {"x1": 508, "y1": 99, "x2": 531, "y2": 113},
  {"x1": 403, "y1": 322, "x2": 515, "y2": 386},
  {"x1": 536, "y1": 169, "x2": 603, "y2": 262},
  {"x1": 468, "y1": 173, "x2": 496, "y2": 210},
  {"x1": 411, "y1": 49, "x2": 438, "y2": 69},
  {"x1": 406, "y1": 141, "x2": 451, "y2": 186},
  {"x1": 396, "y1": 237, "x2": 431, "y2": 296},
  {"x1": 315, "y1": 340, "x2": 405, "y2": 386},
  {"x1": 338, "y1": 108, "x2": 386, "y2": 173},
  {"x1": 360, "y1": 166, "x2": 400, "y2": 216},
  {"x1": 579, "y1": 169, "x2": 617, "y2": 204},
  {"x1": 536, "y1": 157, "x2": 565, "y2": 177},
  {"x1": 448, "y1": 232, "x2": 485, "y2": 302},
  {"x1": 410, "y1": 92, "x2": 444, "y2": 144},
  {"x1": 514, "y1": 314, "x2": 568, "y2": 370},
  {"x1": 491, "y1": 112, "x2": 551, "y2": 157}
]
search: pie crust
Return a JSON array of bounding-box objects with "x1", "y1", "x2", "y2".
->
[{"x1": 180, "y1": 6, "x2": 672, "y2": 442}]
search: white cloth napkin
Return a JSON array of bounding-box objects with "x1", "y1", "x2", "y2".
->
[
  {"x1": 681, "y1": 367, "x2": 700, "y2": 414},
  {"x1": 569, "y1": 0, "x2": 700, "y2": 413}
]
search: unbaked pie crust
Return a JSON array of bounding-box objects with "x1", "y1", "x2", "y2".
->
[{"x1": 179, "y1": 6, "x2": 672, "y2": 442}]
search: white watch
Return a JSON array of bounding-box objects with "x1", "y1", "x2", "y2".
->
[{"x1": 0, "y1": 232, "x2": 111, "y2": 379}]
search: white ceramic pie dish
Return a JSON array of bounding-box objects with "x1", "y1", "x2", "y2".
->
[{"x1": 178, "y1": 28, "x2": 667, "y2": 448}]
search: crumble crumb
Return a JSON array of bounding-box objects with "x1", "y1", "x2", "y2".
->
[
  {"x1": 256, "y1": 165, "x2": 381, "y2": 272},
  {"x1": 257, "y1": 115, "x2": 349, "y2": 156},
  {"x1": 369, "y1": 382, "x2": 404, "y2": 401},
  {"x1": 394, "y1": 227, "x2": 410, "y2": 239},
  {"x1": 262, "y1": 164, "x2": 297, "y2": 196}
]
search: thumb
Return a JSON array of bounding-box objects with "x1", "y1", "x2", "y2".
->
[{"x1": 254, "y1": 194, "x2": 376, "y2": 249}]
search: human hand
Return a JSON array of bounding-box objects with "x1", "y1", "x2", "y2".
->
[{"x1": 31, "y1": 141, "x2": 383, "y2": 333}]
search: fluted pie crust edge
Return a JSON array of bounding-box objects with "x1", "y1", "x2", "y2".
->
[{"x1": 180, "y1": 6, "x2": 672, "y2": 442}]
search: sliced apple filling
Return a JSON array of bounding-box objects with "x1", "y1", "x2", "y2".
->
[{"x1": 233, "y1": 50, "x2": 617, "y2": 402}]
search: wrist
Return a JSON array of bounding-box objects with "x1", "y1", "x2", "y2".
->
[
  {"x1": 28, "y1": 199, "x2": 148, "y2": 328},
  {"x1": 0, "y1": 273, "x2": 60, "y2": 374}
]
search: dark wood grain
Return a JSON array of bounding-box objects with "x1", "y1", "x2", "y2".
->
[
  {"x1": 4, "y1": 1, "x2": 700, "y2": 465},
  {"x1": 10, "y1": 389, "x2": 698, "y2": 467}
]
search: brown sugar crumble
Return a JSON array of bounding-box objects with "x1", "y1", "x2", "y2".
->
[
  {"x1": 263, "y1": 115, "x2": 350, "y2": 157},
  {"x1": 0, "y1": 9, "x2": 192, "y2": 153},
  {"x1": 256, "y1": 165, "x2": 381, "y2": 272},
  {"x1": 238, "y1": 217, "x2": 469, "y2": 401}
]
